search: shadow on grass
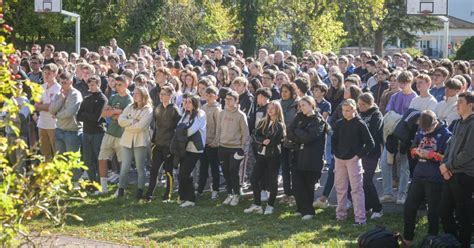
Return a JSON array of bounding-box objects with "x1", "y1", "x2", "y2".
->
[{"x1": 44, "y1": 185, "x2": 426, "y2": 246}]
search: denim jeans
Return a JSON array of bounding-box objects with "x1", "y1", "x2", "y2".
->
[
  {"x1": 324, "y1": 131, "x2": 333, "y2": 164},
  {"x1": 119, "y1": 146, "x2": 148, "y2": 190},
  {"x1": 82, "y1": 132, "x2": 104, "y2": 183},
  {"x1": 380, "y1": 147, "x2": 410, "y2": 196},
  {"x1": 55, "y1": 128, "x2": 82, "y2": 180}
]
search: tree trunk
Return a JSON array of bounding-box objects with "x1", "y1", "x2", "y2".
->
[
  {"x1": 374, "y1": 28, "x2": 384, "y2": 56},
  {"x1": 240, "y1": 0, "x2": 259, "y2": 57}
]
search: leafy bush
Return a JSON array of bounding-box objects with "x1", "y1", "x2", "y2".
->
[
  {"x1": 404, "y1": 47, "x2": 423, "y2": 58},
  {"x1": 0, "y1": 10, "x2": 95, "y2": 247},
  {"x1": 455, "y1": 36, "x2": 474, "y2": 60}
]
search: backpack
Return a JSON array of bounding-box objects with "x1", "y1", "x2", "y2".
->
[
  {"x1": 358, "y1": 226, "x2": 400, "y2": 248},
  {"x1": 420, "y1": 234, "x2": 461, "y2": 248}
]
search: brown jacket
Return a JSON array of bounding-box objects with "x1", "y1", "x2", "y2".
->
[{"x1": 216, "y1": 106, "x2": 249, "y2": 151}]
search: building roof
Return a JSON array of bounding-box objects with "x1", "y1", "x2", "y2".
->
[{"x1": 448, "y1": 16, "x2": 474, "y2": 29}]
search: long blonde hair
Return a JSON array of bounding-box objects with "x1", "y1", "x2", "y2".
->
[
  {"x1": 257, "y1": 100, "x2": 285, "y2": 135},
  {"x1": 133, "y1": 86, "x2": 152, "y2": 109}
]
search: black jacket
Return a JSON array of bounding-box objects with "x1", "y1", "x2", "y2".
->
[
  {"x1": 74, "y1": 79, "x2": 90, "y2": 98},
  {"x1": 250, "y1": 103, "x2": 267, "y2": 135},
  {"x1": 287, "y1": 112, "x2": 327, "y2": 172},
  {"x1": 254, "y1": 120, "x2": 284, "y2": 158},
  {"x1": 332, "y1": 115, "x2": 375, "y2": 160},
  {"x1": 370, "y1": 81, "x2": 389, "y2": 106},
  {"x1": 359, "y1": 106, "x2": 383, "y2": 158},
  {"x1": 153, "y1": 103, "x2": 181, "y2": 147},
  {"x1": 77, "y1": 91, "x2": 107, "y2": 134},
  {"x1": 392, "y1": 108, "x2": 421, "y2": 153},
  {"x1": 239, "y1": 90, "x2": 254, "y2": 121}
]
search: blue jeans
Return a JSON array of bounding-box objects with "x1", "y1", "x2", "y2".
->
[
  {"x1": 380, "y1": 147, "x2": 410, "y2": 196},
  {"x1": 82, "y1": 132, "x2": 104, "y2": 183},
  {"x1": 55, "y1": 128, "x2": 82, "y2": 180},
  {"x1": 119, "y1": 146, "x2": 147, "y2": 190},
  {"x1": 324, "y1": 131, "x2": 333, "y2": 164}
]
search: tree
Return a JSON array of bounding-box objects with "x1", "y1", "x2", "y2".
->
[
  {"x1": 455, "y1": 36, "x2": 474, "y2": 60},
  {"x1": 374, "y1": 0, "x2": 442, "y2": 55},
  {"x1": 239, "y1": 0, "x2": 259, "y2": 57},
  {"x1": 0, "y1": 10, "x2": 95, "y2": 246}
]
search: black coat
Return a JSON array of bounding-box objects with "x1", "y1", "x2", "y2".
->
[
  {"x1": 254, "y1": 120, "x2": 284, "y2": 158},
  {"x1": 77, "y1": 91, "x2": 108, "y2": 134},
  {"x1": 359, "y1": 107, "x2": 383, "y2": 158},
  {"x1": 287, "y1": 113, "x2": 327, "y2": 172}
]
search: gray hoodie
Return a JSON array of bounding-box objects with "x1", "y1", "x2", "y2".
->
[
  {"x1": 444, "y1": 114, "x2": 474, "y2": 177},
  {"x1": 49, "y1": 88, "x2": 83, "y2": 131}
]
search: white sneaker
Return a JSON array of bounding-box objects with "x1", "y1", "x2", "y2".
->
[
  {"x1": 264, "y1": 205, "x2": 274, "y2": 215},
  {"x1": 313, "y1": 197, "x2": 329, "y2": 209},
  {"x1": 379, "y1": 194, "x2": 396, "y2": 203},
  {"x1": 302, "y1": 215, "x2": 314, "y2": 220},
  {"x1": 211, "y1": 191, "x2": 218, "y2": 200},
  {"x1": 230, "y1": 195, "x2": 239, "y2": 206},
  {"x1": 93, "y1": 190, "x2": 106, "y2": 196},
  {"x1": 294, "y1": 212, "x2": 302, "y2": 217},
  {"x1": 223, "y1": 194, "x2": 233, "y2": 205},
  {"x1": 396, "y1": 193, "x2": 407, "y2": 205},
  {"x1": 180, "y1": 201, "x2": 195, "y2": 207},
  {"x1": 370, "y1": 211, "x2": 383, "y2": 219},
  {"x1": 346, "y1": 201, "x2": 353, "y2": 209},
  {"x1": 260, "y1": 191, "x2": 269, "y2": 202},
  {"x1": 244, "y1": 204, "x2": 263, "y2": 214}
]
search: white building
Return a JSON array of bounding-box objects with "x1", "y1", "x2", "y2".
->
[{"x1": 414, "y1": 0, "x2": 474, "y2": 58}]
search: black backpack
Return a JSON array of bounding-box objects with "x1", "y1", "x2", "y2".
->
[
  {"x1": 358, "y1": 226, "x2": 400, "y2": 248},
  {"x1": 420, "y1": 234, "x2": 461, "y2": 248}
]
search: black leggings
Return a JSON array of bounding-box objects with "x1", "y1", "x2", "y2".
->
[
  {"x1": 146, "y1": 145, "x2": 174, "y2": 200},
  {"x1": 178, "y1": 152, "x2": 201, "y2": 202},
  {"x1": 251, "y1": 154, "x2": 280, "y2": 206},
  {"x1": 218, "y1": 147, "x2": 243, "y2": 195}
]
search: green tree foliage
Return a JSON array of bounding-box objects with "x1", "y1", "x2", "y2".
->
[
  {"x1": 0, "y1": 10, "x2": 95, "y2": 246},
  {"x1": 454, "y1": 36, "x2": 474, "y2": 60},
  {"x1": 244, "y1": 0, "x2": 347, "y2": 56}
]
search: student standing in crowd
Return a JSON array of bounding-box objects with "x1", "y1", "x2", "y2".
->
[
  {"x1": 49, "y1": 71, "x2": 83, "y2": 181},
  {"x1": 403, "y1": 110, "x2": 451, "y2": 247},
  {"x1": 439, "y1": 92, "x2": 474, "y2": 248},
  {"x1": 332, "y1": 99, "x2": 374, "y2": 225},
  {"x1": 357, "y1": 93, "x2": 384, "y2": 219},
  {"x1": 117, "y1": 87, "x2": 153, "y2": 199},
  {"x1": 434, "y1": 78, "x2": 463, "y2": 126},
  {"x1": 409, "y1": 74, "x2": 437, "y2": 111},
  {"x1": 145, "y1": 85, "x2": 181, "y2": 202},
  {"x1": 380, "y1": 71, "x2": 417, "y2": 204},
  {"x1": 244, "y1": 101, "x2": 285, "y2": 215},
  {"x1": 287, "y1": 96, "x2": 327, "y2": 220},
  {"x1": 34, "y1": 63, "x2": 61, "y2": 161},
  {"x1": 279, "y1": 83, "x2": 299, "y2": 205},
  {"x1": 97, "y1": 76, "x2": 133, "y2": 194},
  {"x1": 430, "y1": 67, "x2": 450, "y2": 102},
  {"x1": 77, "y1": 75, "x2": 108, "y2": 184},
  {"x1": 216, "y1": 90, "x2": 249, "y2": 207},
  {"x1": 197, "y1": 86, "x2": 222, "y2": 199},
  {"x1": 175, "y1": 94, "x2": 206, "y2": 207}
]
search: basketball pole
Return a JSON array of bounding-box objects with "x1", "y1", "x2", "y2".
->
[
  {"x1": 437, "y1": 16, "x2": 449, "y2": 59},
  {"x1": 60, "y1": 10, "x2": 80, "y2": 54}
]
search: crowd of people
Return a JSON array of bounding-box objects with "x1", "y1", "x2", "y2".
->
[{"x1": 4, "y1": 37, "x2": 474, "y2": 247}]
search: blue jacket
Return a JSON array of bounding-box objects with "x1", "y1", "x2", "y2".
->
[{"x1": 412, "y1": 123, "x2": 452, "y2": 182}]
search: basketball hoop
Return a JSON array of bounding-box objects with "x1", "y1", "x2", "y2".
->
[
  {"x1": 34, "y1": 0, "x2": 61, "y2": 13},
  {"x1": 420, "y1": 9, "x2": 432, "y2": 16}
]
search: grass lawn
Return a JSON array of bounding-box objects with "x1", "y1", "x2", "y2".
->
[{"x1": 31, "y1": 185, "x2": 428, "y2": 247}]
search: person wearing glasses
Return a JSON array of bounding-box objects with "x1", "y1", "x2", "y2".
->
[
  {"x1": 430, "y1": 67, "x2": 450, "y2": 102},
  {"x1": 216, "y1": 89, "x2": 250, "y2": 207}
]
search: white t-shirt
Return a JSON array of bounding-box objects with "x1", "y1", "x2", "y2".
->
[
  {"x1": 408, "y1": 94, "x2": 437, "y2": 112},
  {"x1": 37, "y1": 82, "x2": 61, "y2": 129}
]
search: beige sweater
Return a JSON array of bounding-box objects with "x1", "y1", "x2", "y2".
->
[
  {"x1": 216, "y1": 107, "x2": 249, "y2": 150},
  {"x1": 201, "y1": 101, "x2": 221, "y2": 146}
]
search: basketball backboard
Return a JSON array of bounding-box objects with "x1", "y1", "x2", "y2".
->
[
  {"x1": 34, "y1": 0, "x2": 62, "y2": 13},
  {"x1": 406, "y1": 0, "x2": 448, "y2": 15}
]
